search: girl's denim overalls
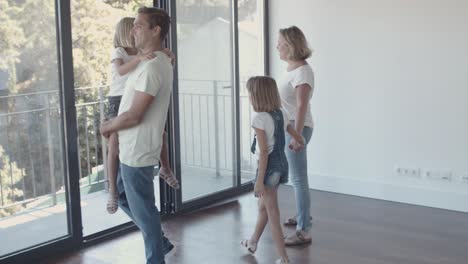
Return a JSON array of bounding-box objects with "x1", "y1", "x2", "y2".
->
[{"x1": 251, "y1": 109, "x2": 289, "y2": 187}]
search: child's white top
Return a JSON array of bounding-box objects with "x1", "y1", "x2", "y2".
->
[
  {"x1": 278, "y1": 64, "x2": 315, "y2": 128},
  {"x1": 108, "y1": 47, "x2": 136, "y2": 96},
  {"x1": 251, "y1": 108, "x2": 290, "y2": 159}
]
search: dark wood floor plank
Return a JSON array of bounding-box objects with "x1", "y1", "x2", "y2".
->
[{"x1": 46, "y1": 186, "x2": 468, "y2": 264}]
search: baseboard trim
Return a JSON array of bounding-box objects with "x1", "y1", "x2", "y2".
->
[{"x1": 287, "y1": 174, "x2": 468, "y2": 213}]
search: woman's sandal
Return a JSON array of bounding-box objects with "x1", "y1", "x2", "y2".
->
[
  {"x1": 283, "y1": 216, "x2": 313, "y2": 226},
  {"x1": 241, "y1": 239, "x2": 257, "y2": 254},
  {"x1": 106, "y1": 194, "x2": 119, "y2": 214},
  {"x1": 284, "y1": 217, "x2": 298, "y2": 226},
  {"x1": 159, "y1": 167, "x2": 180, "y2": 190},
  {"x1": 284, "y1": 230, "x2": 312, "y2": 246}
]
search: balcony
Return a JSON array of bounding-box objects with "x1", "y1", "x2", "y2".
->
[{"x1": 0, "y1": 81, "x2": 256, "y2": 255}]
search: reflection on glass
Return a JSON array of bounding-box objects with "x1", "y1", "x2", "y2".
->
[
  {"x1": 0, "y1": 0, "x2": 67, "y2": 256},
  {"x1": 70, "y1": 0, "x2": 154, "y2": 236},
  {"x1": 176, "y1": 0, "x2": 237, "y2": 201},
  {"x1": 239, "y1": 0, "x2": 265, "y2": 183}
]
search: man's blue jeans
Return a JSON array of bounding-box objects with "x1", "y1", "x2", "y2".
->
[
  {"x1": 117, "y1": 163, "x2": 172, "y2": 264},
  {"x1": 285, "y1": 126, "x2": 313, "y2": 231}
]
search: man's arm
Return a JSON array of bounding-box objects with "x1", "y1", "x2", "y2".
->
[{"x1": 100, "y1": 91, "x2": 154, "y2": 138}]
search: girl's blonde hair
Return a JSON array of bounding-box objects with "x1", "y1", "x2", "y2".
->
[
  {"x1": 279, "y1": 26, "x2": 312, "y2": 61},
  {"x1": 113, "y1": 17, "x2": 135, "y2": 48},
  {"x1": 247, "y1": 76, "x2": 282, "y2": 112}
]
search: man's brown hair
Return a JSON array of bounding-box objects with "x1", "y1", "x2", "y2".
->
[{"x1": 138, "y1": 7, "x2": 171, "y2": 41}]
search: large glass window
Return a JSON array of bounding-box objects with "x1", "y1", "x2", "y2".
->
[
  {"x1": 0, "y1": 0, "x2": 267, "y2": 260},
  {"x1": 176, "y1": 0, "x2": 237, "y2": 201},
  {"x1": 69, "y1": 0, "x2": 154, "y2": 236},
  {"x1": 175, "y1": 0, "x2": 265, "y2": 201},
  {"x1": 0, "y1": 0, "x2": 68, "y2": 256},
  {"x1": 238, "y1": 0, "x2": 265, "y2": 183}
]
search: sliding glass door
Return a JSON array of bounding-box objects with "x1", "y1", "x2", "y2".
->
[
  {"x1": 238, "y1": 0, "x2": 266, "y2": 183},
  {"x1": 174, "y1": 0, "x2": 238, "y2": 202},
  {"x1": 0, "y1": 0, "x2": 266, "y2": 261},
  {"x1": 0, "y1": 0, "x2": 72, "y2": 257},
  {"x1": 168, "y1": 0, "x2": 266, "y2": 208},
  {"x1": 68, "y1": 0, "x2": 155, "y2": 237}
]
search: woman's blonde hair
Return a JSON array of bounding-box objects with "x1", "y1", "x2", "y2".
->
[
  {"x1": 113, "y1": 17, "x2": 135, "y2": 48},
  {"x1": 247, "y1": 76, "x2": 282, "y2": 112},
  {"x1": 279, "y1": 26, "x2": 312, "y2": 61}
]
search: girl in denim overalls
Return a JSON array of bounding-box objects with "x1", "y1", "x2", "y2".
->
[{"x1": 241, "y1": 76, "x2": 305, "y2": 264}]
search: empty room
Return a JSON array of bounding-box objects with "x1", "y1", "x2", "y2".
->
[{"x1": 1, "y1": 0, "x2": 467, "y2": 263}]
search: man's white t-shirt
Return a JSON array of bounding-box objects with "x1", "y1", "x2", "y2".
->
[
  {"x1": 278, "y1": 64, "x2": 315, "y2": 128},
  {"x1": 109, "y1": 47, "x2": 136, "y2": 96},
  {"x1": 251, "y1": 109, "x2": 290, "y2": 160},
  {"x1": 118, "y1": 51, "x2": 173, "y2": 167}
]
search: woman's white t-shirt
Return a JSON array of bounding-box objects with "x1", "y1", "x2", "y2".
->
[
  {"x1": 278, "y1": 64, "x2": 315, "y2": 128},
  {"x1": 251, "y1": 109, "x2": 290, "y2": 159},
  {"x1": 108, "y1": 47, "x2": 136, "y2": 96}
]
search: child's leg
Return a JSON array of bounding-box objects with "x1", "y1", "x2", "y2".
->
[
  {"x1": 107, "y1": 132, "x2": 119, "y2": 194},
  {"x1": 159, "y1": 130, "x2": 170, "y2": 170},
  {"x1": 263, "y1": 187, "x2": 289, "y2": 262},
  {"x1": 242, "y1": 197, "x2": 267, "y2": 254},
  {"x1": 106, "y1": 132, "x2": 119, "y2": 214},
  {"x1": 158, "y1": 130, "x2": 180, "y2": 189},
  {"x1": 250, "y1": 197, "x2": 268, "y2": 243}
]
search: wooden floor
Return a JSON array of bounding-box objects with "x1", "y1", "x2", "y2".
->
[{"x1": 46, "y1": 186, "x2": 468, "y2": 264}]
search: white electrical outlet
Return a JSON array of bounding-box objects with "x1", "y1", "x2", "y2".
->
[
  {"x1": 394, "y1": 166, "x2": 421, "y2": 178},
  {"x1": 408, "y1": 168, "x2": 421, "y2": 177},
  {"x1": 460, "y1": 175, "x2": 468, "y2": 184},
  {"x1": 422, "y1": 169, "x2": 452, "y2": 182}
]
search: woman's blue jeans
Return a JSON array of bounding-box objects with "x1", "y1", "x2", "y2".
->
[{"x1": 285, "y1": 126, "x2": 313, "y2": 231}]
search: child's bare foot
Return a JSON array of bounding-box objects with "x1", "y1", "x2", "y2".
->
[
  {"x1": 106, "y1": 192, "x2": 118, "y2": 214},
  {"x1": 159, "y1": 167, "x2": 180, "y2": 190}
]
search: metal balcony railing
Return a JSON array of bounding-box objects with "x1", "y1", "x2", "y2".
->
[{"x1": 0, "y1": 80, "x2": 256, "y2": 217}]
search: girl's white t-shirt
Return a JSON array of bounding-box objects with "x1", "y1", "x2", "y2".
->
[
  {"x1": 278, "y1": 64, "x2": 315, "y2": 128},
  {"x1": 108, "y1": 47, "x2": 136, "y2": 96},
  {"x1": 251, "y1": 108, "x2": 290, "y2": 159}
]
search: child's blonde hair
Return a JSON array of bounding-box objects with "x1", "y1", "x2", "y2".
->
[
  {"x1": 247, "y1": 76, "x2": 282, "y2": 112},
  {"x1": 113, "y1": 17, "x2": 135, "y2": 48},
  {"x1": 279, "y1": 26, "x2": 312, "y2": 61}
]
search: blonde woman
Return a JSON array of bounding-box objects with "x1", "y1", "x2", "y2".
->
[
  {"x1": 276, "y1": 26, "x2": 315, "y2": 245},
  {"x1": 241, "y1": 76, "x2": 304, "y2": 264}
]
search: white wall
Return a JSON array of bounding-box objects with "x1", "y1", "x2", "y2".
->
[{"x1": 269, "y1": 0, "x2": 468, "y2": 212}]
